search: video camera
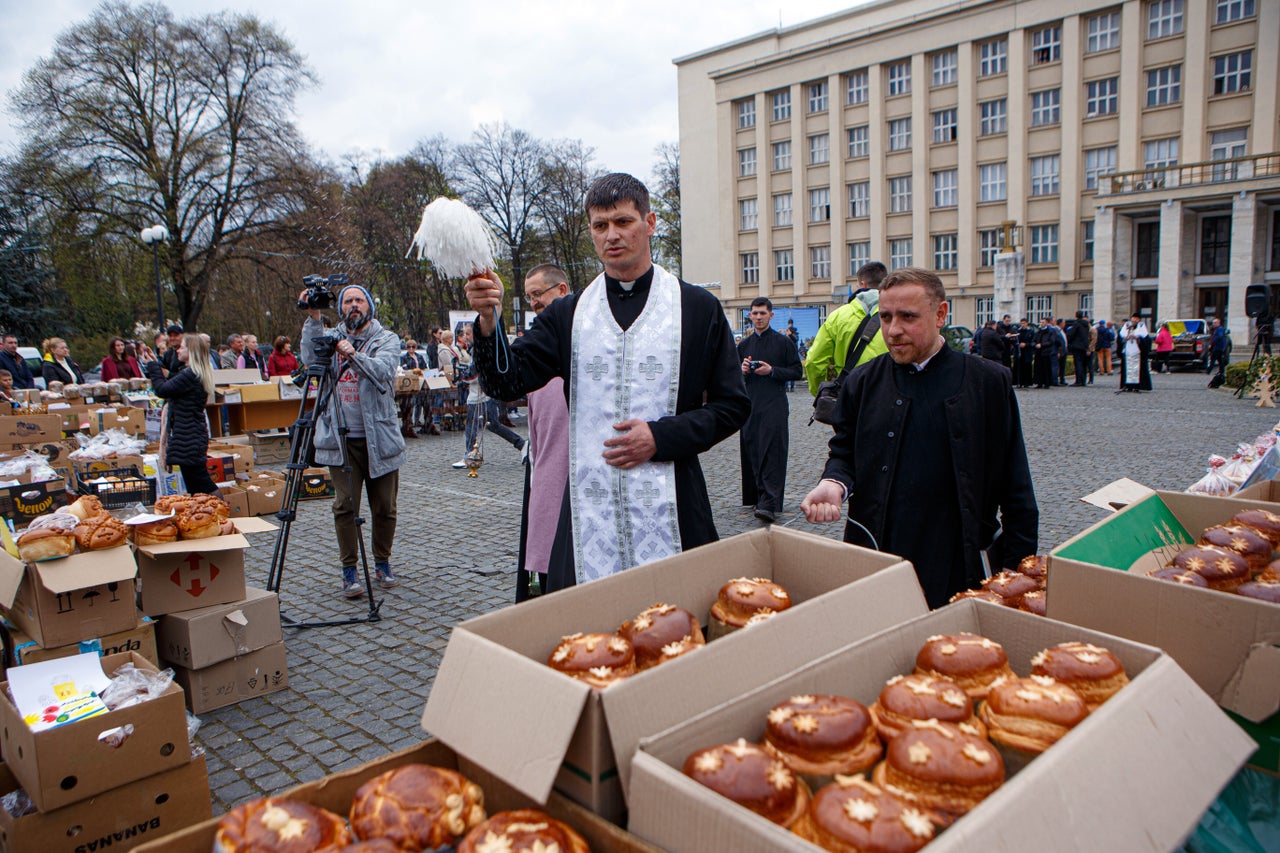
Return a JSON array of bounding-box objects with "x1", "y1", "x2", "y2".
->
[{"x1": 297, "y1": 273, "x2": 349, "y2": 311}]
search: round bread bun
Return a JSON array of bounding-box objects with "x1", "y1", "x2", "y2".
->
[
  {"x1": 220, "y1": 518, "x2": 236, "y2": 536},
  {"x1": 792, "y1": 775, "x2": 936, "y2": 853},
  {"x1": 1016, "y1": 554, "x2": 1047, "y2": 582},
  {"x1": 349, "y1": 764, "x2": 486, "y2": 849},
  {"x1": 177, "y1": 507, "x2": 221, "y2": 540},
  {"x1": 913, "y1": 633, "x2": 1015, "y2": 703},
  {"x1": 682, "y1": 738, "x2": 810, "y2": 828},
  {"x1": 709, "y1": 577, "x2": 791, "y2": 638},
  {"x1": 1169, "y1": 545, "x2": 1250, "y2": 591},
  {"x1": 1199, "y1": 524, "x2": 1273, "y2": 574},
  {"x1": 457, "y1": 809, "x2": 589, "y2": 853},
  {"x1": 153, "y1": 495, "x2": 195, "y2": 515},
  {"x1": 1018, "y1": 589, "x2": 1047, "y2": 616},
  {"x1": 762, "y1": 694, "x2": 882, "y2": 777},
  {"x1": 1030, "y1": 642, "x2": 1129, "y2": 711},
  {"x1": 73, "y1": 514, "x2": 128, "y2": 551},
  {"x1": 869, "y1": 674, "x2": 986, "y2": 743},
  {"x1": 1230, "y1": 509, "x2": 1280, "y2": 548},
  {"x1": 546, "y1": 632, "x2": 636, "y2": 689},
  {"x1": 1236, "y1": 580, "x2": 1280, "y2": 604},
  {"x1": 618, "y1": 603, "x2": 705, "y2": 671},
  {"x1": 948, "y1": 588, "x2": 1008, "y2": 605},
  {"x1": 978, "y1": 676, "x2": 1088, "y2": 754},
  {"x1": 16, "y1": 527, "x2": 75, "y2": 562},
  {"x1": 1147, "y1": 567, "x2": 1209, "y2": 587},
  {"x1": 871, "y1": 720, "x2": 1004, "y2": 821},
  {"x1": 980, "y1": 570, "x2": 1040, "y2": 606},
  {"x1": 62, "y1": 494, "x2": 106, "y2": 522},
  {"x1": 133, "y1": 518, "x2": 179, "y2": 547},
  {"x1": 213, "y1": 797, "x2": 351, "y2": 852}
]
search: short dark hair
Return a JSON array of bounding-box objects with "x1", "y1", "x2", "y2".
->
[
  {"x1": 166, "y1": 324, "x2": 183, "y2": 335},
  {"x1": 880, "y1": 267, "x2": 946, "y2": 305},
  {"x1": 526, "y1": 263, "x2": 569, "y2": 287},
  {"x1": 750, "y1": 297, "x2": 773, "y2": 311},
  {"x1": 856, "y1": 262, "x2": 888, "y2": 289},
  {"x1": 1076, "y1": 310, "x2": 1085, "y2": 319},
  {"x1": 585, "y1": 173, "x2": 650, "y2": 216}
]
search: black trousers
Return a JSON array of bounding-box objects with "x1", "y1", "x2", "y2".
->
[{"x1": 179, "y1": 463, "x2": 221, "y2": 496}]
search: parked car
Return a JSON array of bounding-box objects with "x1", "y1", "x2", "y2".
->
[
  {"x1": 1162, "y1": 319, "x2": 1232, "y2": 371},
  {"x1": 943, "y1": 325, "x2": 974, "y2": 353},
  {"x1": 16, "y1": 346, "x2": 47, "y2": 390}
]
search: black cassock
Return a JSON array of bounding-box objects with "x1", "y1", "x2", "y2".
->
[{"x1": 737, "y1": 328, "x2": 802, "y2": 514}]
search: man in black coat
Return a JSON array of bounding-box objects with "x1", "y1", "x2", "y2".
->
[
  {"x1": 1014, "y1": 318, "x2": 1036, "y2": 388},
  {"x1": 801, "y1": 267, "x2": 1037, "y2": 608},
  {"x1": 737, "y1": 297, "x2": 803, "y2": 523},
  {"x1": 1066, "y1": 311, "x2": 1092, "y2": 387},
  {"x1": 1033, "y1": 317, "x2": 1059, "y2": 389},
  {"x1": 976, "y1": 320, "x2": 1007, "y2": 363},
  {"x1": 0, "y1": 335, "x2": 35, "y2": 390}
]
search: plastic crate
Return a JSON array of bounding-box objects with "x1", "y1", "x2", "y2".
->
[{"x1": 77, "y1": 467, "x2": 156, "y2": 508}]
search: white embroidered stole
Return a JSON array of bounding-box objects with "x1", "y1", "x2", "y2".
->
[{"x1": 568, "y1": 265, "x2": 683, "y2": 584}]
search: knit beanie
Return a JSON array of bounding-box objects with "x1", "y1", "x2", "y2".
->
[{"x1": 338, "y1": 284, "x2": 376, "y2": 323}]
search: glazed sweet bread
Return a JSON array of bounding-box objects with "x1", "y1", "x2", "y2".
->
[
  {"x1": 978, "y1": 676, "x2": 1088, "y2": 754},
  {"x1": 349, "y1": 764, "x2": 486, "y2": 849},
  {"x1": 1168, "y1": 545, "x2": 1250, "y2": 591},
  {"x1": 1230, "y1": 509, "x2": 1280, "y2": 548},
  {"x1": 1018, "y1": 589, "x2": 1047, "y2": 616},
  {"x1": 872, "y1": 720, "x2": 1004, "y2": 822},
  {"x1": 1147, "y1": 567, "x2": 1209, "y2": 587},
  {"x1": 980, "y1": 570, "x2": 1040, "y2": 606},
  {"x1": 176, "y1": 506, "x2": 221, "y2": 539},
  {"x1": 1030, "y1": 642, "x2": 1129, "y2": 711},
  {"x1": 457, "y1": 809, "x2": 590, "y2": 853},
  {"x1": 762, "y1": 694, "x2": 882, "y2": 777},
  {"x1": 617, "y1": 603, "x2": 705, "y2": 670},
  {"x1": 683, "y1": 738, "x2": 810, "y2": 828},
  {"x1": 1016, "y1": 554, "x2": 1047, "y2": 582},
  {"x1": 792, "y1": 774, "x2": 936, "y2": 853},
  {"x1": 913, "y1": 633, "x2": 1015, "y2": 702},
  {"x1": 213, "y1": 797, "x2": 351, "y2": 852},
  {"x1": 869, "y1": 674, "x2": 986, "y2": 742},
  {"x1": 709, "y1": 577, "x2": 791, "y2": 639},
  {"x1": 61, "y1": 494, "x2": 106, "y2": 521},
  {"x1": 73, "y1": 514, "x2": 128, "y2": 551},
  {"x1": 16, "y1": 526, "x2": 76, "y2": 561},
  {"x1": 1237, "y1": 580, "x2": 1280, "y2": 603},
  {"x1": 133, "y1": 518, "x2": 179, "y2": 547},
  {"x1": 1199, "y1": 525, "x2": 1273, "y2": 574},
  {"x1": 547, "y1": 632, "x2": 636, "y2": 688}
]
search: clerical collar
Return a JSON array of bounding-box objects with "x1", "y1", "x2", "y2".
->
[{"x1": 605, "y1": 266, "x2": 654, "y2": 300}]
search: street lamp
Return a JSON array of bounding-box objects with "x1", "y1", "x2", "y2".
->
[{"x1": 139, "y1": 225, "x2": 170, "y2": 332}]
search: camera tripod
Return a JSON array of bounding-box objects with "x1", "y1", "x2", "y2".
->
[{"x1": 265, "y1": 359, "x2": 384, "y2": 628}]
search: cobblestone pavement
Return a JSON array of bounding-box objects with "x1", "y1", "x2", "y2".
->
[{"x1": 198, "y1": 367, "x2": 1278, "y2": 813}]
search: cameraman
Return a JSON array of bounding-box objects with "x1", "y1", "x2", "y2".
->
[{"x1": 300, "y1": 281, "x2": 407, "y2": 598}]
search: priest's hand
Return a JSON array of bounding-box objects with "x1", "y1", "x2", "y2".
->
[
  {"x1": 801, "y1": 480, "x2": 846, "y2": 523},
  {"x1": 464, "y1": 270, "x2": 504, "y2": 336},
  {"x1": 603, "y1": 419, "x2": 656, "y2": 469}
]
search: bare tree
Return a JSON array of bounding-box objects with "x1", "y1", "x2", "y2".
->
[
  {"x1": 651, "y1": 142, "x2": 681, "y2": 277},
  {"x1": 537, "y1": 139, "x2": 602, "y2": 291}
]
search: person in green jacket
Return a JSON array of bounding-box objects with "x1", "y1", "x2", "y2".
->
[{"x1": 805, "y1": 261, "x2": 890, "y2": 396}]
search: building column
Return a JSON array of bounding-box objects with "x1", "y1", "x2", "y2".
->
[
  {"x1": 1158, "y1": 199, "x2": 1185, "y2": 323},
  {"x1": 1093, "y1": 206, "x2": 1129, "y2": 321},
  {"x1": 1228, "y1": 192, "x2": 1258, "y2": 332}
]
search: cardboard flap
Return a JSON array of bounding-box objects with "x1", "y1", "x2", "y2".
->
[
  {"x1": 136, "y1": 533, "x2": 249, "y2": 556},
  {"x1": 231, "y1": 517, "x2": 278, "y2": 534},
  {"x1": 32, "y1": 546, "x2": 138, "y2": 595},
  {"x1": 1220, "y1": 642, "x2": 1280, "y2": 723},
  {"x1": 421, "y1": 628, "x2": 591, "y2": 804},
  {"x1": 0, "y1": 551, "x2": 25, "y2": 609}
]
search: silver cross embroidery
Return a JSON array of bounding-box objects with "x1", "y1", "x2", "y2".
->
[
  {"x1": 637, "y1": 480, "x2": 660, "y2": 507},
  {"x1": 585, "y1": 356, "x2": 609, "y2": 380},
  {"x1": 638, "y1": 355, "x2": 662, "y2": 380},
  {"x1": 584, "y1": 482, "x2": 608, "y2": 505}
]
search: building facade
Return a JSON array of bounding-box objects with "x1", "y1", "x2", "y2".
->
[{"x1": 675, "y1": 0, "x2": 1279, "y2": 339}]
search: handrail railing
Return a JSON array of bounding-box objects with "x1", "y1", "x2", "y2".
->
[{"x1": 1103, "y1": 152, "x2": 1280, "y2": 195}]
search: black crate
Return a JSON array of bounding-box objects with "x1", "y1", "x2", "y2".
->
[{"x1": 77, "y1": 467, "x2": 155, "y2": 508}]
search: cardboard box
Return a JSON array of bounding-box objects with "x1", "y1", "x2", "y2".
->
[
  {"x1": 219, "y1": 483, "x2": 250, "y2": 518},
  {"x1": 133, "y1": 517, "x2": 275, "y2": 616},
  {"x1": 0, "y1": 479, "x2": 70, "y2": 527},
  {"x1": 0, "y1": 651, "x2": 192, "y2": 812},
  {"x1": 211, "y1": 368, "x2": 262, "y2": 387},
  {"x1": 299, "y1": 467, "x2": 334, "y2": 500},
  {"x1": 89, "y1": 407, "x2": 146, "y2": 436},
  {"x1": 227, "y1": 382, "x2": 279, "y2": 403},
  {"x1": 244, "y1": 476, "x2": 286, "y2": 517},
  {"x1": 246, "y1": 430, "x2": 292, "y2": 466},
  {"x1": 131, "y1": 739, "x2": 660, "y2": 853},
  {"x1": 5, "y1": 616, "x2": 157, "y2": 668},
  {"x1": 170, "y1": 640, "x2": 289, "y2": 713},
  {"x1": 395, "y1": 373, "x2": 424, "y2": 393},
  {"x1": 628, "y1": 601, "x2": 1255, "y2": 853},
  {"x1": 0, "y1": 415, "x2": 63, "y2": 448},
  {"x1": 204, "y1": 452, "x2": 237, "y2": 484},
  {"x1": 0, "y1": 754, "x2": 211, "y2": 853},
  {"x1": 0, "y1": 546, "x2": 138, "y2": 649},
  {"x1": 422, "y1": 526, "x2": 925, "y2": 821},
  {"x1": 50, "y1": 405, "x2": 95, "y2": 434},
  {"x1": 1234, "y1": 479, "x2": 1280, "y2": 502},
  {"x1": 155, "y1": 586, "x2": 281, "y2": 669},
  {"x1": 1048, "y1": 490, "x2": 1280, "y2": 773},
  {"x1": 425, "y1": 374, "x2": 452, "y2": 391}
]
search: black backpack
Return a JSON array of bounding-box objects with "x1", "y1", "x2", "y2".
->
[{"x1": 811, "y1": 311, "x2": 881, "y2": 426}]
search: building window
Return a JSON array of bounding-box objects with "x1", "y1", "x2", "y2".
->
[
  {"x1": 739, "y1": 198, "x2": 757, "y2": 231},
  {"x1": 1082, "y1": 220, "x2": 1095, "y2": 262},
  {"x1": 810, "y1": 245, "x2": 832, "y2": 279},
  {"x1": 774, "y1": 249, "x2": 794, "y2": 281},
  {"x1": 979, "y1": 162, "x2": 1007, "y2": 202},
  {"x1": 846, "y1": 70, "x2": 869, "y2": 105},
  {"x1": 1079, "y1": 292, "x2": 1093, "y2": 315},
  {"x1": 1135, "y1": 221, "x2": 1161, "y2": 278},
  {"x1": 934, "y1": 233, "x2": 959, "y2": 271},
  {"x1": 772, "y1": 141, "x2": 791, "y2": 171},
  {"x1": 979, "y1": 99, "x2": 1007, "y2": 135},
  {"x1": 1216, "y1": 0, "x2": 1255, "y2": 24},
  {"x1": 1032, "y1": 25, "x2": 1061, "y2": 64},
  {"x1": 1146, "y1": 65, "x2": 1181, "y2": 106},
  {"x1": 1027, "y1": 294, "x2": 1055, "y2": 324},
  {"x1": 847, "y1": 126, "x2": 869, "y2": 158},
  {"x1": 772, "y1": 90, "x2": 791, "y2": 122},
  {"x1": 741, "y1": 252, "x2": 759, "y2": 284},
  {"x1": 1084, "y1": 146, "x2": 1117, "y2": 191},
  {"x1": 979, "y1": 229, "x2": 1002, "y2": 266},
  {"x1": 848, "y1": 181, "x2": 870, "y2": 218},
  {"x1": 1087, "y1": 12, "x2": 1120, "y2": 52},
  {"x1": 889, "y1": 239, "x2": 913, "y2": 269},
  {"x1": 1210, "y1": 128, "x2": 1248, "y2": 180},
  {"x1": 932, "y1": 170, "x2": 958, "y2": 208},
  {"x1": 1086, "y1": 78, "x2": 1119, "y2": 116},
  {"x1": 848, "y1": 241, "x2": 871, "y2": 273},
  {"x1": 979, "y1": 38, "x2": 1007, "y2": 76},
  {"x1": 1144, "y1": 137, "x2": 1180, "y2": 171},
  {"x1": 809, "y1": 187, "x2": 831, "y2": 222},
  {"x1": 1030, "y1": 155, "x2": 1060, "y2": 196},
  {"x1": 975, "y1": 297, "x2": 996, "y2": 326},
  {"x1": 1148, "y1": 0, "x2": 1184, "y2": 39},
  {"x1": 932, "y1": 108, "x2": 957, "y2": 143},
  {"x1": 738, "y1": 147, "x2": 756, "y2": 177},
  {"x1": 887, "y1": 61, "x2": 911, "y2": 96},
  {"x1": 888, "y1": 117, "x2": 912, "y2": 151},
  {"x1": 773, "y1": 193, "x2": 793, "y2": 227},
  {"x1": 1200, "y1": 215, "x2": 1231, "y2": 274},
  {"x1": 809, "y1": 133, "x2": 830, "y2": 165},
  {"x1": 808, "y1": 80, "x2": 829, "y2": 113},
  {"x1": 1213, "y1": 51, "x2": 1252, "y2": 94},
  {"x1": 1030, "y1": 224, "x2": 1059, "y2": 264},
  {"x1": 736, "y1": 99, "x2": 756, "y2": 129},
  {"x1": 1030, "y1": 89, "x2": 1060, "y2": 126},
  {"x1": 889, "y1": 176, "x2": 912, "y2": 213},
  {"x1": 932, "y1": 50, "x2": 958, "y2": 86}
]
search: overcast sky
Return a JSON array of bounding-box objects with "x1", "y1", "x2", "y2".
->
[{"x1": 0, "y1": 0, "x2": 863, "y2": 180}]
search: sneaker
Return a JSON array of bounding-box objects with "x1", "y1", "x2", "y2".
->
[
  {"x1": 341, "y1": 567, "x2": 364, "y2": 598},
  {"x1": 519, "y1": 440, "x2": 530, "y2": 466},
  {"x1": 375, "y1": 562, "x2": 400, "y2": 589},
  {"x1": 451, "y1": 459, "x2": 468, "y2": 469}
]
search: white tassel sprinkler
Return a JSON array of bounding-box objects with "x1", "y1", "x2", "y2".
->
[{"x1": 406, "y1": 197, "x2": 508, "y2": 475}]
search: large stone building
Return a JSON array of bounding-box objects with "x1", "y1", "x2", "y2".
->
[{"x1": 676, "y1": 0, "x2": 1279, "y2": 342}]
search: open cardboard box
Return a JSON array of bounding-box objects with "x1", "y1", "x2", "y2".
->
[
  {"x1": 132, "y1": 738, "x2": 661, "y2": 853},
  {"x1": 0, "y1": 545, "x2": 138, "y2": 649},
  {"x1": 1235, "y1": 479, "x2": 1280, "y2": 502},
  {"x1": 134, "y1": 517, "x2": 276, "y2": 616},
  {"x1": 0, "y1": 651, "x2": 192, "y2": 812},
  {"x1": 628, "y1": 600, "x2": 1255, "y2": 853},
  {"x1": 1048, "y1": 490, "x2": 1280, "y2": 773},
  {"x1": 0, "y1": 415, "x2": 64, "y2": 449},
  {"x1": 422, "y1": 526, "x2": 925, "y2": 822}
]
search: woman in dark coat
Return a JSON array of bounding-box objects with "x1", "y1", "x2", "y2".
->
[
  {"x1": 144, "y1": 333, "x2": 220, "y2": 495},
  {"x1": 41, "y1": 337, "x2": 84, "y2": 385}
]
